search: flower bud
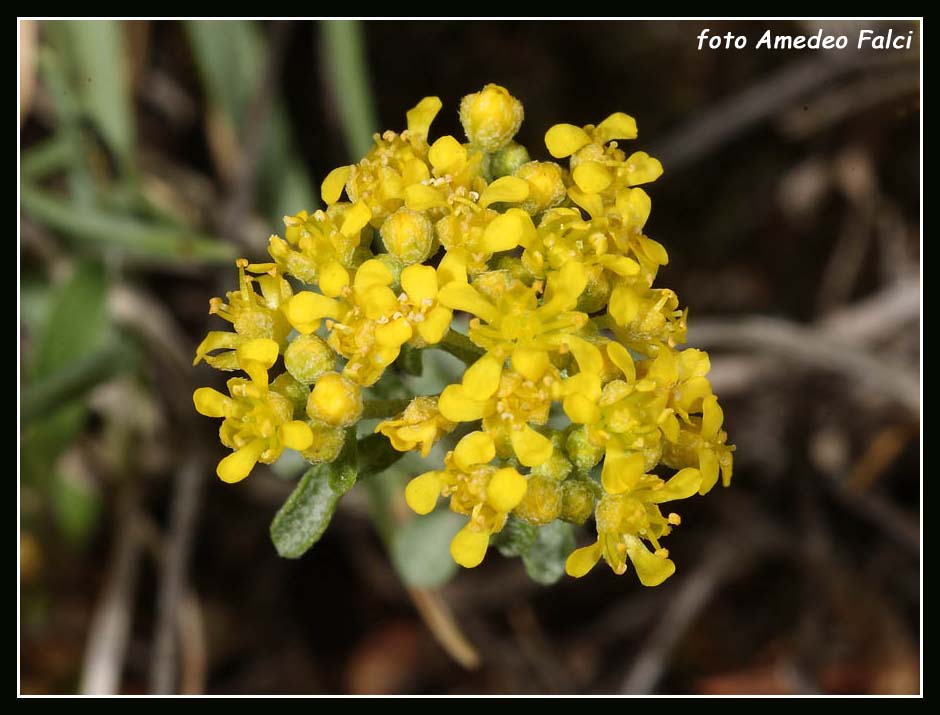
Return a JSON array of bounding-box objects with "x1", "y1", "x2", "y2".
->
[
  {"x1": 306, "y1": 372, "x2": 363, "y2": 427},
  {"x1": 514, "y1": 161, "x2": 566, "y2": 215},
  {"x1": 381, "y1": 208, "x2": 435, "y2": 265},
  {"x1": 459, "y1": 83, "x2": 524, "y2": 152},
  {"x1": 284, "y1": 334, "x2": 335, "y2": 385},
  {"x1": 512, "y1": 474, "x2": 562, "y2": 526}
]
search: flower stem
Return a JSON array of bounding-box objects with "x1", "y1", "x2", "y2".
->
[
  {"x1": 361, "y1": 398, "x2": 411, "y2": 420},
  {"x1": 437, "y1": 330, "x2": 484, "y2": 365}
]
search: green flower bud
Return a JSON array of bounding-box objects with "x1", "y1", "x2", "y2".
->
[
  {"x1": 489, "y1": 141, "x2": 531, "y2": 179},
  {"x1": 284, "y1": 334, "x2": 335, "y2": 385},
  {"x1": 512, "y1": 474, "x2": 562, "y2": 526},
  {"x1": 565, "y1": 425, "x2": 604, "y2": 472},
  {"x1": 561, "y1": 479, "x2": 597, "y2": 525},
  {"x1": 381, "y1": 208, "x2": 435, "y2": 265}
]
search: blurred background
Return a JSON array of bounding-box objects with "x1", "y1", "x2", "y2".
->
[{"x1": 19, "y1": 19, "x2": 920, "y2": 695}]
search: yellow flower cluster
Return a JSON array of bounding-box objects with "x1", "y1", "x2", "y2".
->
[{"x1": 194, "y1": 84, "x2": 734, "y2": 586}]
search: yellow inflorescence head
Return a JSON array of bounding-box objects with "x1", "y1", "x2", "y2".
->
[{"x1": 193, "y1": 84, "x2": 734, "y2": 585}]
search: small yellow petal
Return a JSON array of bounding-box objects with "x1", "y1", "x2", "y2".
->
[
  {"x1": 608, "y1": 285, "x2": 641, "y2": 326},
  {"x1": 340, "y1": 200, "x2": 372, "y2": 236},
  {"x1": 321, "y1": 165, "x2": 351, "y2": 205},
  {"x1": 480, "y1": 212, "x2": 523, "y2": 253},
  {"x1": 649, "y1": 467, "x2": 702, "y2": 503},
  {"x1": 402, "y1": 157, "x2": 430, "y2": 186},
  {"x1": 510, "y1": 424, "x2": 553, "y2": 467},
  {"x1": 463, "y1": 354, "x2": 503, "y2": 399},
  {"x1": 437, "y1": 283, "x2": 500, "y2": 324},
  {"x1": 565, "y1": 541, "x2": 603, "y2": 578},
  {"x1": 454, "y1": 431, "x2": 496, "y2": 471},
  {"x1": 375, "y1": 317, "x2": 413, "y2": 348},
  {"x1": 450, "y1": 526, "x2": 490, "y2": 568},
  {"x1": 596, "y1": 254, "x2": 640, "y2": 276},
  {"x1": 563, "y1": 393, "x2": 600, "y2": 425},
  {"x1": 405, "y1": 471, "x2": 443, "y2": 515},
  {"x1": 638, "y1": 235, "x2": 669, "y2": 265},
  {"x1": 478, "y1": 176, "x2": 529, "y2": 208},
  {"x1": 659, "y1": 411, "x2": 680, "y2": 443},
  {"x1": 359, "y1": 285, "x2": 398, "y2": 320},
  {"x1": 438, "y1": 384, "x2": 487, "y2": 422},
  {"x1": 541, "y1": 261, "x2": 587, "y2": 314},
  {"x1": 511, "y1": 345, "x2": 549, "y2": 381},
  {"x1": 401, "y1": 264, "x2": 438, "y2": 303},
  {"x1": 563, "y1": 371, "x2": 602, "y2": 402},
  {"x1": 406, "y1": 96, "x2": 442, "y2": 139},
  {"x1": 279, "y1": 420, "x2": 314, "y2": 451},
  {"x1": 193, "y1": 331, "x2": 240, "y2": 366},
  {"x1": 601, "y1": 449, "x2": 645, "y2": 495},
  {"x1": 544, "y1": 123, "x2": 591, "y2": 158},
  {"x1": 404, "y1": 184, "x2": 447, "y2": 212},
  {"x1": 417, "y1": 306, "x2": 452, "y2": 345},
  {"x1": 699, "y1": 449, "x2": 720, "y2": 495},
  {"x1": 436, "y1": 249, "x2": 468, "y2": 286},
  {"x1": 429, "y1": 135, "x2": 468, "y2": 176},
  {"x1": 624, "y1": 151, "x2": 664, "y2": 186},
  {"x1": 236, "y1": 338, "x2": 279, "y2": 370},
  {"x1": 594, "y1": 112, "x2": 638, "y2": 144},
  {"x1": 193, "y1": 387, "x2": 231, "y2": 418},
  {"x1": 354, "y1": 259, "x2": 393, "y2": 292},
  {"x1": 615, "y1": 187, "x2": 651, "y2": 229},
  {"x1": 702, "y1": 395, "x2": 724, "y2": 440},
  {"x1": 564, "y1": 335, "x2": 603, "y2": 377},
  {"x1": 319, "y1": 261, "x2": 350, "y2": 298},
  {"x1": 287, "y1": 292, "x2": 339, "y2": 334},
  {"x1": 487, "y1": 467, "x2": 528, "y2": 512},
  {"x1": 217, "y1": 439, "x2": 266, "y2": 483},
  {"x1": 567, "y1": 186, "x2": 605, "y2": 218},
  {"x1": 606, "y1": 342, "x2": 636, "y2": 382},
  {"x1": 572, "y1": 161, "x2": 612, "y2": 193},
  {"x1": 624, "y1": 535, "x2": 676, "y2": 587}
]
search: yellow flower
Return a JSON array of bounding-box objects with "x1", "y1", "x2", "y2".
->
[
  {"x1": 380, "y1": 207, "x2": 435, "y2": 264},
  {"x1": 514, "y1": 160, "x2": 566, "y2": 215},
  {"x1": 192, "y1": 84, "x2": 734, "y2": 589},
  {"x1": 439, "y1": 366, "x2": 559, "y2": 467},
  {"x1": 306, "y1": 372, "x2": 363, "y2": 427},
  {"x1": 663, "y1": 394, "x2": 735, "y2": 495},
  {"x1": 193, "y1": 339, "x2": 313, "y2": 483},
  {"x1": 459, "y1": 83, "x2": 524, "y2": 152},
  {"x1": 267, "y1": 207, "x2": 365, "y2": 285},
  {"x1": 565, "y1": 467, "x2": 701, "y2": 585},
  {"x1": 285, "y1": 259, "x2": 453, "y2": 386},
  {"x1": 608, "y1": 283, "x2": 688, "y2": 352},
  {"x1": 404, "y1": 431, "x2": 528, "y2": 568},
  {"x1": 376, "y1": 396, "x2": 455, "y2": 457},
  {"x1": 194, "y1": 260, "x2": 292, "y2": 371},
  {"x1": 326, "y1": 96, "x2": 443, "y2": 225}
]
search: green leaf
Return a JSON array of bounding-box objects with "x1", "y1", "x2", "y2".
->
[
  {"x1": 522, "y1": 521, "x2": 576, "y2": 586},
  {"x1": 36, "y1": 46, "x2": 94, "y2": 203},
  {"x1": 391, "y1": 510, "x2": 464, "y2": 587},
  {"x1": 270, "y1": 437, "x2": 358, "y2": 558},
  {"x1": 32, "y1": 261, "x2": 109, "y2": 379},
  {"x1": 48, "y1": 20, "x2": 135, "y2": 169},
  {"x1": 21, "y1": 186, "x2": 235, "y2": 264},
  {"x1": 493, "y1": 516, "x2": 538, "y2": 558},
  {"x1": 356, "y1": 433, "x2": 405, "y2": 477}
]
